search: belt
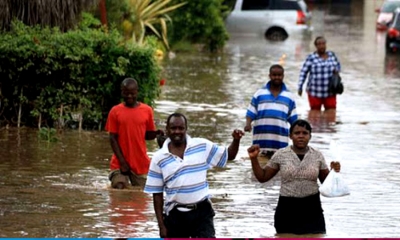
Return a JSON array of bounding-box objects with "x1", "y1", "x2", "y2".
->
[{"x1": 175, "y1": 199, "x2": 208, "y2": 211}]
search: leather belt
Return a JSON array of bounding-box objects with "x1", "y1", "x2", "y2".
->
[{"x1": 175, "y1": 199, "x2": 208, "y2": 210}]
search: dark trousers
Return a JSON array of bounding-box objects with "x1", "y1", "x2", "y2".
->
[{"x1": 164, "y1": 199, "x2": 216, "y2": 238}]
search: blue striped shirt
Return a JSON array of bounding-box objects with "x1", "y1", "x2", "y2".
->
[
  {"x1": 246, "y1": 81, "x2": 298, "y2": 151},
  {"x1": 144, "y1": 135, "x2": 228, "y2": 215},
  {"x1": 298, "y1": 51, "x2": 341, "y2": 98}
]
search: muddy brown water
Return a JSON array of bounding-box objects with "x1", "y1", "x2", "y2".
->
[{"x1": 1, "y1": 1, "x2": 400, "y2": 238}]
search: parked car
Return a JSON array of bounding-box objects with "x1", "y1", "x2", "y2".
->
[
  {"x1": 376, "y1": 0, "x2": 400, "y2": 31},
  {"x1": 385, "y1": 8, "x2": 400, "y2": 52},
  {"x1": 225, "y1": 0, "x2": 312, "y2": 41}
]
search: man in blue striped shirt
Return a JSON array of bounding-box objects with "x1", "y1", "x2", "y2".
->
[
  {"x1": 144, "y1": 113, "x2": 244, "y2": 238},
  {"x1": 245, "y1": 64, "x2": 298, "y2": 158}
]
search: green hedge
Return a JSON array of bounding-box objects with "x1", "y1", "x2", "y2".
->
[
  {"x1": 0, "y1": 14, "x2": 161, "y2": 129},
  {"x1": 169, "y1": 0, "x2": 229, "y2": 52}
]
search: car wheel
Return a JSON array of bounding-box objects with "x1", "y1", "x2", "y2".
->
[
  {"x1": 265, "y1": 28, "x2": 288, "y2": 41},
  {"x1": 385, "y1": 38, "x2": 395, "y2": 53}
]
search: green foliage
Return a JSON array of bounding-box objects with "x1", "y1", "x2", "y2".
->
[
  {"x1": 91, "y1": 0, "x2": 128, "y2": 31},
  {"x1": 38, "y1": 127, "x2": 58, "y2": 142},
  {"x1": 0, "y1": 0, "x2": 98, "y2": 31},
  {"x1": 123, "y1": 0, "x2": 186, "y2": 50},
  {"x1": 221, "y1": 0, "x2": 236, "y2": 18},
  {"x1": 169, "y1": 0, "x2": 229, "y2": 52},
  {"x1": 0, "y1": 15, "x2": 161, "y2": 129}
]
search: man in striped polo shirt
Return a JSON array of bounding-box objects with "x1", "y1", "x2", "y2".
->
[
  {"x1": 144, "y1": 112, "x2": 244, "y2": 238},
  {"x1": 244, "y1": 64, "x2": 298, "y2": 158}
]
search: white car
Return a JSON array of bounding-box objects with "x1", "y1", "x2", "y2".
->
[
  {"x1": 376, "y1": 0, "x2": 400, "y2": 31},
  {"x1": 225, "y1": 0, "x2": 312, "y2": 40}
]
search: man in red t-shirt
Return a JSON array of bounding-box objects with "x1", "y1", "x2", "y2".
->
[{"x1": 106, "y1": 78, "x2": 164, "y2": 189}]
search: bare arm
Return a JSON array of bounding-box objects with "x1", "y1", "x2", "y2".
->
[
  {"x1": 319, "y1": 161, "x2": 341, "y2": 183},
  {"x1": 248, "y1": 145, "x2": 279, "y2": 183},
  {"x1": 318, "y1": 168, "x2": 330, "y2": 183},
  {"x1": 109, "y1": 133, "x2": 130, "y2": 173},
  {"x1": 153, "y1": 193, "x2": 167, "y2": 238},
  {"x1": 227, "y1": 129, "x2": 244, "y2": 160},
  {"x1": 244, "y1": 117, "x2": 253, "y2": 132},
  {"x1": 145, "y1": 129, "x2": 164, "y2": 140},
  {"x1": 298, "y1": 55, "x2": 312, "y2": 96}
]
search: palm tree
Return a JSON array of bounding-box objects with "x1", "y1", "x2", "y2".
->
[
  {"x1": 123, "y1": 0, "x2": 186, "y2": 49},
  {"x1": 0, "y1": 0, "x2": 99, "y2": 31}
]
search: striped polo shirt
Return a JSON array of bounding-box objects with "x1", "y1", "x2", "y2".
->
[
  {"x1": 246, "y1": 81, "x2": 298, "y2": 152},
  {"x1": 144, "y1": 135, "x2": 228, "y2": 215}
]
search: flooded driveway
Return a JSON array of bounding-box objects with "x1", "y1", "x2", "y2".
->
[{"x1": 1, "y1": 1, "x2": 400, "y2": 238}]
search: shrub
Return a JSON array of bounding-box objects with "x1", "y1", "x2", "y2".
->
[
  {"x1": 168, "y1": 0, "x2": 229, "y2": 52},
  {"x1": 0, "y1": 14, "x2": 161, "y2": 130}
]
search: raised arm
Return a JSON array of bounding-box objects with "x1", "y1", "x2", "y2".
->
[
  {"x1": 227, "y1": 129, "x2": 244, "y2": 160},
  {"x1": 248, "y1": 145, "x2": 279, "y2": 183}
]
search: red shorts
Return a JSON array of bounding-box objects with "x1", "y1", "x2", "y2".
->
[{"x1": 307, "y1": 93, "x2": 336, "y2": 110}]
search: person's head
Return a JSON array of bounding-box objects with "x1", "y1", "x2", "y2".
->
[
  {"x1": 314, "y1": 36, "x2": 327, "y2": 54},
  {"x1": 289, "y1": 119, "x2": 312, "y2": 150},
  {"x1": 269, "y1": 64, "x2": 284, "y2": 87},
  {"x1": 121, "y1": 78, "x2": 138, "y2": 107},
  {"x1": 166, "y1": 113, "x2": 188, "y2": 145}
]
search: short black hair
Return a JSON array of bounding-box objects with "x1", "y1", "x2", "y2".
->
[
  {"x1": 314, "y1": 36, "x2": 326, "y2": 45},
  {"x1": 121, "y1": 78, "x2": 137, "y2": 89},
  {"x1": 166, "y1": 112, "x2": 188, "y2": 128},
  {"x1": 290, "y1": 119, "x2": 312, "y2": 134},
  {"x1": 269, "y1": 64, "x2": 284, "y2": 73}
]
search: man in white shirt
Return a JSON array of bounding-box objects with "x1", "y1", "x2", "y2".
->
[{"x1": 144, "y1": 112, "x2": 244, "y2": 238}]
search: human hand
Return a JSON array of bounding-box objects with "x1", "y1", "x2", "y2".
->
[
  {"x1": 298, "y1": 89, "x2": 303, "y2": 96},
  {"x1": 159, "y1": 225, "x2": 168, "y2": 238},
  {"x1": 156, "y1": 129, "x2": 165, "y2": 136},
  {"x1": 232, "y1": 129, "x2": 244, "y2": 140},
  {"x1": 244, "y1": 125, "x2": 252, "y2": 132},
  {"x1": 157, "y1": 134, "x2": 167, "y2": 148},
  {"x1": 119, "y1": 161, "x2": 131, "y2": 175},
  {"x1": 247, "y1": 145, "x2": 260, "y2": 159},
  {"x1": 330, "y1": 161, "x2": 341, "y2": 172}
]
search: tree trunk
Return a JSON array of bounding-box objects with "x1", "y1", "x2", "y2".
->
[
  {"x1": 17, "y1": 87, "x2": 23, "y2": 128},
  {"x1": 38, "y1": 113, "x2": 42, "y2": 129},
  {"x1": 59, "y1": 104, "x2": 64, "y2": 129},
  {"x1": 99, "y1": 0, "x2": 107, "y2": 27}
]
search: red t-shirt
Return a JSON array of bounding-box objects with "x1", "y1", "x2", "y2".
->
[{"x1": 105, "y1": 103, "x2": 156, "y2": 175}]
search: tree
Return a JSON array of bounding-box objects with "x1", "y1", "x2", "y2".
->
[
  {"x1": 123, "y1": 0, "x2": 186, "y2": 49},
  {"x1": 98, "y1": 0, "x2": 108, "y2": 26},
  {"x1": 0, "y1": 0, "x2": 99, "y2": 31}
]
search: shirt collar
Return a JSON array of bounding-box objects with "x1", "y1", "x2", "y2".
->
[
  {"x1": 266, "y1": 81, "x2": 288, "y2": 91},
  {"x1": 159, "y1": 134, "x2": 192, "y2": 155}
]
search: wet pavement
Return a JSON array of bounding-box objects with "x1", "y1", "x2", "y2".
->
[{"x1": 1, "y1": 1, "x2": 400, "y2": 238}]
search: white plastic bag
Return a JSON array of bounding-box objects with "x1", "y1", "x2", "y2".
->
[{"x1": 319, "y1": 170, "x2": 350, "y2": 197}]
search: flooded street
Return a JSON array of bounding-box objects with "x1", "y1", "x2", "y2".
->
[{"x1": 1, "y1": 1, "x2": 400, "y2": 238}]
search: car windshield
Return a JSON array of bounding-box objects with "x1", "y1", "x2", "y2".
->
[{"x1": 382, "y1": 1, "x2": 400, "y2": 12}]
